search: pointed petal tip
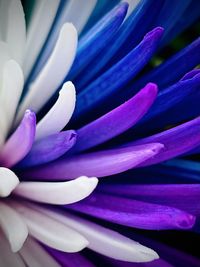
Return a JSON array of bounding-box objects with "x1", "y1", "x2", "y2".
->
[
  {"x1": 144, "y1": 26, "x2": 164, "y2": 41},
  {"x1": 137, "y1": 245, "x2": 159, "y2": 263},
  {"x1": 142, "y1": 82, "x2": 158, "y2": 97},
  {"x1": 176, "y1": 213, "x2": 196, "y2": 230}
]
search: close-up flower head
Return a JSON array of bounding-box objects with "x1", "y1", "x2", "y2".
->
[{"x1": 0, "y1": 0, "x2": 200, "y2": 266}]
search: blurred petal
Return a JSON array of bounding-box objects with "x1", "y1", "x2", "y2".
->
[
  {"x1": 0, "y1": 232, "x2": 26, "y2": 267},
  {"x1": 0, "y1": 202, "x2": 28, "y2": 252},
  {"x1": 19, "y1": 237, "x2": 61, "y2": 267},
  {"x1": 23, "y1": 0, "x2": 60, "y2": 79},
  {"x1": 0, "y1": 60, "x2": 24, "y2": 134},
  {"x1": 3, "y1": 0, "x2": 26, "y2": 65}
]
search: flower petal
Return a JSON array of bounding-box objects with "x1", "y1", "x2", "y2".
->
[
  {"x1": 35, "y1": 82, "x2": 76, "y2": 140},
  {"x1": 101, "y1": 184, "x2": 200, "y2": 216},
  {"x1": 130, "y1": 116, "x2": 200, "y2": 166},
  {"x1": 1, "y1": 0, "x2": 26, "y2": 65},
  {"x1": 0, "y1": 167, "x2": 19, "y2": 197},
  {"x1": 16, "y1": 23, "x2": 77, "y2": 122},
  {"x1": 133, "y1": 36, "x2": 200, "y2": 90},
  {"x1": 0, "y1": 231, "x2": 26, "y2": 267},
  {"x1": 69, "y1": 2, "x2": 128, "y2": 79},
  {"x1": 0, "y1": 110, "x2": 36, "y2": 167},
  {"x1": 66, "y1": 192, "x2": 195, "y2": 230},
  {"x1": 19, "y1": 237, "x2": 60, "y2": 267},
  {"x1": 14, "y1": 176, "x2": 98, "y2": 205},
  {"x1": 19, "y1": 131, "x2": 76, "y2": 168},
  {"x1": 38, "y1": 206, "x2": 159, "y2": 263},
  {"x1": 134, "y1": 72, "x2": 200, "y2": 133},
  {"x1": 23, "y1": 0, "x2": 60, "y2": 79},
  {"x1": 46, "y1": 247, "x2": 95, "y2": 267},
  {"x1": 0, "y1": 60, "x2": 24, "y2": 135},
  {"x1": 62, "y1": 0, "x2": 97, "y2": 34},
  {"x1": 77, "y1": 0, "x2": 163, "y2": 89},
  {"x1": 72, "y1": 83, "x2": 157, "y2": 153},
  {"x1": 0, "y1": 202, "x2": 28, "y2": 252},
  {"x1": 12, "y1": 202, "x2": 89, "y2": 253},
  {"x1": 74, "y1": 27, "x2": 163, "y2": 122},
  {"x1": 23, "y1": 143, "x2": 164, "y2": 180}
]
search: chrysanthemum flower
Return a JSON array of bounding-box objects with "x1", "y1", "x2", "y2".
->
[{"x1": 0, "y1": 0, "x2": 200, "y2": 266}]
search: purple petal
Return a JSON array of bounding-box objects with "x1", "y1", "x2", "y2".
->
[
  {"x1": 0, "y1": 110, "x2": 36, "y2": 168},
  {"x1": 129, "y1": 116, "x2": 200, "y2": 166},
  {"x1": 180, "y1": 68, "x2": 200, "y2": 81},
  {"x1": 100, "y1": 184, "x2": 200, "y2": 216},
  {"x1": 66, "y1": 192, "x2": 195, "y2": 230},
  {"x1": 71, "y1": 83, "x2": 157, "y2": 153},
  {"x1": 107, "y1": 258, "x2": 173, "y2": 267},
  {"x1": 18, "y1": 131, "x2": 77, "y2": 168},
  {"x1": 22, "y1": 143, "x2": 164, "y2": 180},
  {"x1": 74, "y1": 27, "x2": 163, "y2": 121},
  {"x1": 45, "y1": 247, "x2": 95, "y2": 267}
]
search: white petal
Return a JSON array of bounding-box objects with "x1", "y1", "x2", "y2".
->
[
  {"x1": 35, "y1": 81, "x2": 76, "y2": 140},
  {"x1": 12, "y1": 202, "x2": 89, "y2": 252},
  {"x1": 23, "y1": 0, "x2": 60, "y2": 80},
  {"x1": 0, "y1": 231, "x2": 26, "y2": 267},
  {"x1": 0, "y1": 60, "x2": 24, "y2": 135},
  {"x1": 0, "y1": 202, "x2": 28, "y2": 252},
  {"x1": 0, "y1": 41, "x2": 11, "y2": 83},
  {"x1": 0, "y1": 167, "x2": 19, "y2": 197},
  {"x1": 63, "y1": 0, "x2": 97, "y2": 34},
  {"x1": 16, "y1": 23, "x2": 77, "y2": 123},
  {"x1": 123, "y1": 0, "x2": 140, "y2": 18},
  {"x1": 40, "y1": 207, "x2": 159, "y2": 263},
  {"x1": 20, "y1": 237, "x2": 61, "y2": 267},
  {"x1": 4, "y1": 0, "x2": 26, "y2": 65},
  {"x1": 14, "y1": 176, "x2": 98, "y2": 205}
]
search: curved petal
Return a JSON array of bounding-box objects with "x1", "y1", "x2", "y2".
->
[
  {"x1": 22, "y1": 143, "x2": 164, "y2": 180},
  {"x1": 0, "y1": 167, "x2": 19, "y2": 197},
  {"x1": 35, "y1": 82, "x2": 76, "y2": 140},
  {"x1": 0, "y1": 110, "x2": 36, "y2": 167},
  {"x1": 12, "y1": 202, "x2": 89, "y2": 253},
  {"x1": 72, "y1": 83, "x2": 157, "y2": 153},
  {"x1": 19, "y1": 131, "x2": 77, "y2": 168},
  {"x1": 14, "y1": 176, "x2": 98, "y2": 205},
  {"x1": 130, "y1": 116, "x2": 200, "y2": 166},
  {"x1": 38, "y1": 206, "x2": 159, "y2": 263},
  {"x1": 16, "y1": 23, "x2": 77, "y2": 122}
]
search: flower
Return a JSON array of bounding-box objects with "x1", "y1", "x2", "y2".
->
[{"x1": 0, "y1": 0, "x2": 200, "y2": 266}]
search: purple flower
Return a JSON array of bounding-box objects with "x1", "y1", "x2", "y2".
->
[{"x1": 0, "y1": 0, "x2": 200, "y2": 266}]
